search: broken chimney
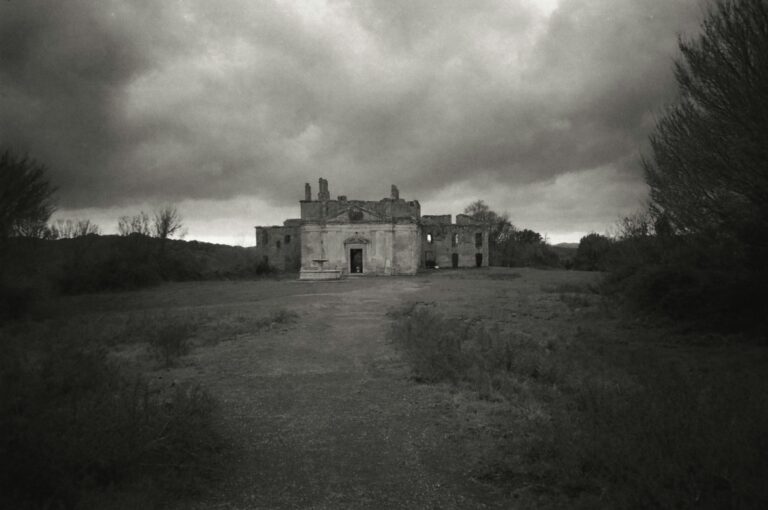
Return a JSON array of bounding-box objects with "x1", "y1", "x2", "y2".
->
[{"x1": 318, "y1": 177, "x2": 330, "y2": 201}]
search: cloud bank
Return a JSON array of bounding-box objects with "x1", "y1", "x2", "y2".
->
[{"x1": 0, "y1": 0, "x2": 705, "y2": 242}]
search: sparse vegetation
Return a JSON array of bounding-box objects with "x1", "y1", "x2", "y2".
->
[
  {"x1": 253, "y1": 309, "x2": 299, "y2": 331},
  {"x1": 388, "y1": 301, "x2": 768, "y2": 508},
  {"x1": 149, "y1": 319, "x2": 198, "y2": 367},
  {"x1": 0, "y1": 320, "x2": 224, "y2": 509},
  {"x1": 48, "y1": 218, "x2": 100, "y2": 239},
  {"x1": 118, "y1": 212, "x2": 152, "y2": 236}
]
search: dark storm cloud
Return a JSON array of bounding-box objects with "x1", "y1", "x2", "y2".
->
[
  {"x1": 0, "y1": 0, "x2": 188, "y2": 204},
  {"x1": 1, "y1": 0, "x2": 704, "y2": 218}
]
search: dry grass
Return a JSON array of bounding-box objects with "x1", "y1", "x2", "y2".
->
[
  {"x1": 0, "y1": 320, "x2": 225, "y2": 509},
  {"x1": 5, "y1": 271, "x2": 765, "y2": 508},
  {"x1": 387, "y1": 300, "x2": 768, "y2": 508}
]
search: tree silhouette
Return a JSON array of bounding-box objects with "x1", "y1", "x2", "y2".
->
[
  {"x1": 0, "y1": 150, "x2": 56, "y2": 242},
  {"x1": 118, "y1": 212, "x2": 151, "y2": 236},
  {"x1": 152, "y1": 205, "x2": 183, "y2": 240},
  {"x1": 643, "y1": 0, "x2": 768, "y2": 248}
]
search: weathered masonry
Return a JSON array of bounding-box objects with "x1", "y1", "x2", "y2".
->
[{"x1": 254, "y1": 178, "x2": 489, "y2": 279}]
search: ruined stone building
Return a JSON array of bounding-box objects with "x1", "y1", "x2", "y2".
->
[{"x1": 254, "y1": 178, "x2": 489, "y2": 279}]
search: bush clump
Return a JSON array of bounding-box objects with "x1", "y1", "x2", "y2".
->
[
  {"x1": 148, "y1": 318, "x2": 198, "y2": 367},
  {"x1": 387, "y1": 302, "x2": 518, "y2": 390},
  {"x1": 0, "y1": 324, "x2": 224, "y2": 509}
]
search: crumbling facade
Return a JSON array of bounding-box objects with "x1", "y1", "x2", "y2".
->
[{"x1": 254, "y1": 178, "x2": 489, "y2": 278}]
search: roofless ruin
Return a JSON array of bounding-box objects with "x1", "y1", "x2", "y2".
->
[{"x1": 255, "y1": 178, "x2": 489, "y2": 279}]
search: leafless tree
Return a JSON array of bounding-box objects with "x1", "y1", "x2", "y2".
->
[
  {"x1": 152, "y1": 205, "x2": 184, "y2": 240},
  {"x1": 464, "y1": 199, "x2": 515, "y2": 244},
  {"x1": 49, "y1": 219, "x2": 100, "y2": 239},
  {"x1": 117, "y1": 212, "x2": 151, "y2": 236},
  {"x1": 610, "y1": 211, "x2": 654, "y2": 241}
]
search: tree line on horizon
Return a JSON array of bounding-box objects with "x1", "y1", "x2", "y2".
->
[{"x1": 0, "y1": 154, "x2": 184, "y2": 241}]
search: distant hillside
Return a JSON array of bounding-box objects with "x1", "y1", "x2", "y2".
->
[
  {"x1": 6, "y1": 235, "x2": 265, "y2": 295},
  {"x1": 550, "y1": 243, "x2": 578, "y2": 263}
]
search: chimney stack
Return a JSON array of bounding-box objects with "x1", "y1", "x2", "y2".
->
[
  {"x1": 318, "y1": 177, "x2": 330, "y2": 201},
  {"x1": 304, "y1": 183, "x2": 312, "y2": 201},
  {"x1": 391, "y1": 184, "x2": 400, "y2": 200}
]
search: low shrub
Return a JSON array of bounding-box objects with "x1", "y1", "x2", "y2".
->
[
  {"x1": 149, "y1": 319, "x2": 197, "y2": 367},
  {"x1": 269, "y1": 309, "x2": 299, "y2": 324},
  {"x1": 541, "y1": 357, "x2": 768, "y2": 508},
  {"x1": 56, "y1": 237, "x2": 163, "y2": 294},
  {"x1": 253, "y1": 309, "x2": 300, "y2": 331},
  {"x1": 388, "y1": 304, "x2": 768, "y2": 507},
  {"x1": 602, "y1": 233, "x2": 768, "y2": 334},
  {"x1": 388, "y1": 303, "x2": 473, "y2": 383},
  {"x1": 0, "y1": 324, "x2": 223, "y2": 509},
  {"x1": 388, "y1": 303, "x2": 529, "y2": 393},
  {"x1": 0, "y1": 275, "x2": 52, "y2": 321}
]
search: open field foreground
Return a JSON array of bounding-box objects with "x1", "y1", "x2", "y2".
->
[{"x1": 39, "y1": 268, "x2": 768, "y2": 508}]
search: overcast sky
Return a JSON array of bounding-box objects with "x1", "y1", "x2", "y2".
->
[{"x1": 1, "y1": 0, "x2": 706, "y2": 245}]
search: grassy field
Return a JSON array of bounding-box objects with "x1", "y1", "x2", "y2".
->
[{"x1": 3, "y1": 268, "x2": 766, "y2": 508}]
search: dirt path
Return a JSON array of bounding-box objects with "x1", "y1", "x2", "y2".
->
[{"x1": 174, "y1": 277, "x2": 507, "y2": 509}]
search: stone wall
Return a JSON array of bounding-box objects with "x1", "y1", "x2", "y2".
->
[
  {"x1": 420, "y1": 223, "x2": 489, "y2": 269},
  {"x1": 300, "y1": 198, "x2": 421, "y2": 223},
  {"x1": 421, "y1": 215, "x2": 452, "y2": 225},
  {"x1": 299, "y1": 178, "x2": 420, "y2": 222},
  {"x1": 300, "y1": 223, "x2": 420, "y2": 276},
  {"x1": 254, "y1": 225, "x2": 301, "y2": 271}
]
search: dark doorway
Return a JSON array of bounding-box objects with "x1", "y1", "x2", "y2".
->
[
  {"x1": 350, "y1": 249, "x2": 363, "y2": 273},
  {"x1": 425, "y1": 251, "x2": 435, "y2": 269},
  {"x1": 452, "y1": 253, "x2": 459, "y2": 268},
  {"x1": 475, "y1": 253, "x2": 483, "y2": 267}
]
